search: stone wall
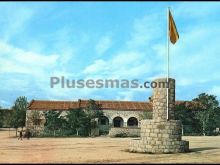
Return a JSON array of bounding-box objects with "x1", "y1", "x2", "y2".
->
[
  {"x1": 153, "y1": 78, "x2": 175, "y2": 121},
  {"x1": 26, "y1": 109, "x2": 146, "y2": 136},
  {"x1": 129, "y1": 78, "x2": 189, "y2": 153},
  {"x1": 108, "y1": 127, "x2": 140, "y2": 137},
  {"x1": 101, "y1": 110, "x2": 145, "y2": 127},
  {"x1": 26, "y1": 110, "x2": 46, "y2": 136}
]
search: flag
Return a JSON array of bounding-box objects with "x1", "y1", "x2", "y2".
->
[{"x1": 169, "y1": 10, "x2": 179, "y2": 44}]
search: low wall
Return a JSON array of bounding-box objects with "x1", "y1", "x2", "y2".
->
[
  {"x1": 108, "y1": 127, "x2": 140, "y2": 137},
  {"x1": 0, "y1": 128, "x2": 16, "y2": 131}
]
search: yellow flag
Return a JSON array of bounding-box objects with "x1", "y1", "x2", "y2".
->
[{"x1": 169, "y1": 10, "x2": 179, "y2": 44}]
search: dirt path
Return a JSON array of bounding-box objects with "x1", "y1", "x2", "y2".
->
[{"x1": 0, "y1": 130, "x2": 220, "y2": 163}]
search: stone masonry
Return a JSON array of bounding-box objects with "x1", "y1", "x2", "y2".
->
[
  {"x1": 108, "y1": 127, "x2": 140, "y2": 137},
  {"x1": 129, "y1": 78, "x2": 189, "y2": 153}
]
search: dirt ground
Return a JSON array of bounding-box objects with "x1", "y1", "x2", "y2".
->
[{"x1": 0, "y1": 130, "x2": 220, "y2": 164}]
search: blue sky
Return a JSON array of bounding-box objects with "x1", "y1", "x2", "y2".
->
[{"x1": 1, "y1": 2, "x2": 220, "y2": 108}]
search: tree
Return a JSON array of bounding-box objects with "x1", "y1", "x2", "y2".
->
[
  {"x1": 0, "y1": 109, "x2": 3, "y2": 128},
  {"x1": 175, "y1": 102, "x2": 200, "y2": 135},
  {"x1": 0, "y1": 108, "x2": 14, "y2": 138},
  {"x1": 192, "y1": 93, "x2": 220, "y2": 136},
  {"x1": 84, "y1": 99, "x2": 102, "y2": 119},
  {"x1": 84, "y1": 99, "x2": 103, "y2": 136},
  {"x1": 66, "y1": 108, "x2": 86, "y2": 136},
  {"x1": 3, "y1": 110, "x2": 14, "y2": 128},
  {"x1": 11, "y1": 96, "x2": 28, "y2": 136},
  {"x1": 44, "y1": 111, "x2": 65, "y2": 136}
]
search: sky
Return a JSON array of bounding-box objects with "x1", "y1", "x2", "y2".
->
[{"x1": 1, "y1": 2, "x2": 220, "y2": 108}]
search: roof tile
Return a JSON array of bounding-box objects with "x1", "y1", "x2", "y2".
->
[{"x1": 28, "y1": 99, "x2": 190, "y2": 111}]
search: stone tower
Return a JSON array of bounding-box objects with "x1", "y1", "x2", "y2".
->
[{"x1": 129, "y1": 78, "x2": 189, "y2": 153}]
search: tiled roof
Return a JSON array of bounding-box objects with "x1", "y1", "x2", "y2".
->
[
  {"x1": 28, "y1": 99, "x2": 191, "y2": 111},
  {"x1": 28, "y1": 99, "x2": 152, "y2": 111},
  {"x1": 28, "y1": 100, "x2": 79, "y2": 110}
]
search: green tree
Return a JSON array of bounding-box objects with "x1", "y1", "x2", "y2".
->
[
  {"x1": 192, "y1": 93, "x2": 220, "y2": 136},
  {"x1": 84, "y1": 99, "x2": 102, "y2": 119},
  {"x1": 11, "y1": 96, "x2": 28, "y2": 136},
  {"x1": 175, "y1": 102, "x2": 200, "y2": 135},
  {"x1": 0, "y1": 108, "x2": 3, "y2": 127},
  {"x1": 84, "y1": 99, "x2": 103, "y2": 136},
  {"x1": 44, "y1": 111, "x2": 65, "y2": 136},
  {"x1": 0, "y1": 108, "x2": 13, "y2": 129},
  {"x1": 66, "y1": 108, "x2": 87, "y2": 136},
  {"x1": 4, "y1": 110, "x2": 14, "y2": 128}
]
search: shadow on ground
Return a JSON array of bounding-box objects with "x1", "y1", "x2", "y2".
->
[{"x1": 190, "y1": 147, "x2": 219, "y2": 153}]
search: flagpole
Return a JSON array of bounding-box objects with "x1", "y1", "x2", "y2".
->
[{"x1": 167, "y1": 7, "x2": 170, "y2": 120}]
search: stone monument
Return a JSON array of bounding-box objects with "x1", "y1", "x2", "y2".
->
[{"x1": 129, "y1": 78, "x2": 189, "y2": 153}]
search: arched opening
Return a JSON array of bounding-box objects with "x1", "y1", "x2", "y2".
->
[
  {"x1": 113, "y1": 117, "x2": 124, "y2": 127},
  {"x1": 99, "y1": 116, "x2": 109, "y2": 126},
  {"x1": 98, "y1": 116, "x2": 110, "y2": 135},
  {"x1": 127, "y1": 117, "x2": 138, "y2": 127}
]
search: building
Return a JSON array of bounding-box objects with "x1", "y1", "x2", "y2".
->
[
  {"x1": 26, "y1": 98, "x2": 188, "y2": 137},
  {"x1": 26, "y1": 99, "x2": 152, "y2": 136}
]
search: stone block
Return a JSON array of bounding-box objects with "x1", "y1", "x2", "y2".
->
[{"x1": 129, "y1": 78, "x2": 189, "y2": 154}]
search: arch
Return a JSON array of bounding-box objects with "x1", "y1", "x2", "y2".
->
[
  {"x1": 113, "y1": 116, "x2": 124, "y2": 127},
  {"x1": 99, "y1": 116, "x2": 109, "y2": 126},
  {"x1": 110, "y1": 114, "x2": 126, "y2": 121},
  {"x1": 127, "y1": 117, "x2": 138, "y2": 127}
]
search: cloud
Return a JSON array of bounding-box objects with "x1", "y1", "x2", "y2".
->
[
  {"x1": 95, "y1": 35, "x2": 112, "y2": 55},
  {"x1": 2, "y1": 2, "x2": 220, "y2": 108},
  {"x1": 79, "y1": 11, "x2": 169, "y2": 102},
  {"x1": 208, "y1": 86, "x2": 220, "y2": 98},
  {"x1": 83, "y1": 10, "x2": 167, "y2": 81},
  {"x1": 0, "y1": 41, "x2": 64, "y2": 106},
  {"x1": 0, "y1": 41, "x2": 59, "y2": 75},
  {"x1": 83, "y1": 59, "x2": 107, "y2": 74},
  {"x1": 126, "y1": 12, "x2": 164, "y2": 49},
  {"x1": 0, "y1": 99, "x2": 11, "y2": 108},
  {"x1": 175, "y1": 2, "x2": 220, "y2": 19},
  {"x1": 82, "y1": 50, "x2": 156, "y2": 80},
  {"x1": 0, "y1": 4, "x2": 35, "y2": 42},
  {"x1": 82, "y1": 3, "x2": 220, "y2": 102},
  {"x1": 170, "y1": 18, "x2": 220, "y2": 87}
]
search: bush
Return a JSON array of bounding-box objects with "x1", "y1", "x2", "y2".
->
[
  {"x1": 99, "y1": 130, "x2": 109, "y2": 135},
  {"x1": 114, "y1": 133, "x2": 139, "y2": 138},
  {"x1": 114, "y1": 132, "x2": 128, "y2": 137}
]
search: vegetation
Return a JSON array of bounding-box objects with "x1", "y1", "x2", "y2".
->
[
  {"x1": 193, "y1": 93, "x2": 220, "y2": 136},
  {"x1": 2, "y1": 110, "x2": 14, "y2": 128},
  {"x1": 0, "y1": 107, "x2": 13, "y2": 128},
  {"x1": 114, "y1": 132, "x2": 139, "y2": 138},
  {"x1": 11, "y1": 96, "x2": 28, "y2": 136},
  {"x1": 0, "y1": 96, "x2": 28, "y2": 136},
  {"x1": 175, "y1": 102, "x2": 201, "y2": 135},
  {"x1": 43, "y1": 111, "x2": 66, "y2": 136},
  {"x1": 0, "y1": 106, "x2": 4, "y2": 127},
  {"x1": 42, "y1": 99, "x2": 103, "y2": 137},
  {"x1": 84, "y1": 99, "x2": 103, "y2": 136},
  {"x1": 175, "y1": 93, "x2": 220, "y2": 136},
  {"x1": 1, "y1": 93, "x2": 220, "y2": 137}
]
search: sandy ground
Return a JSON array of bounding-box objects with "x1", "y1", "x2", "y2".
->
[{"x1": 0, "y1": 130, "x2": 220, "y2": 164}]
